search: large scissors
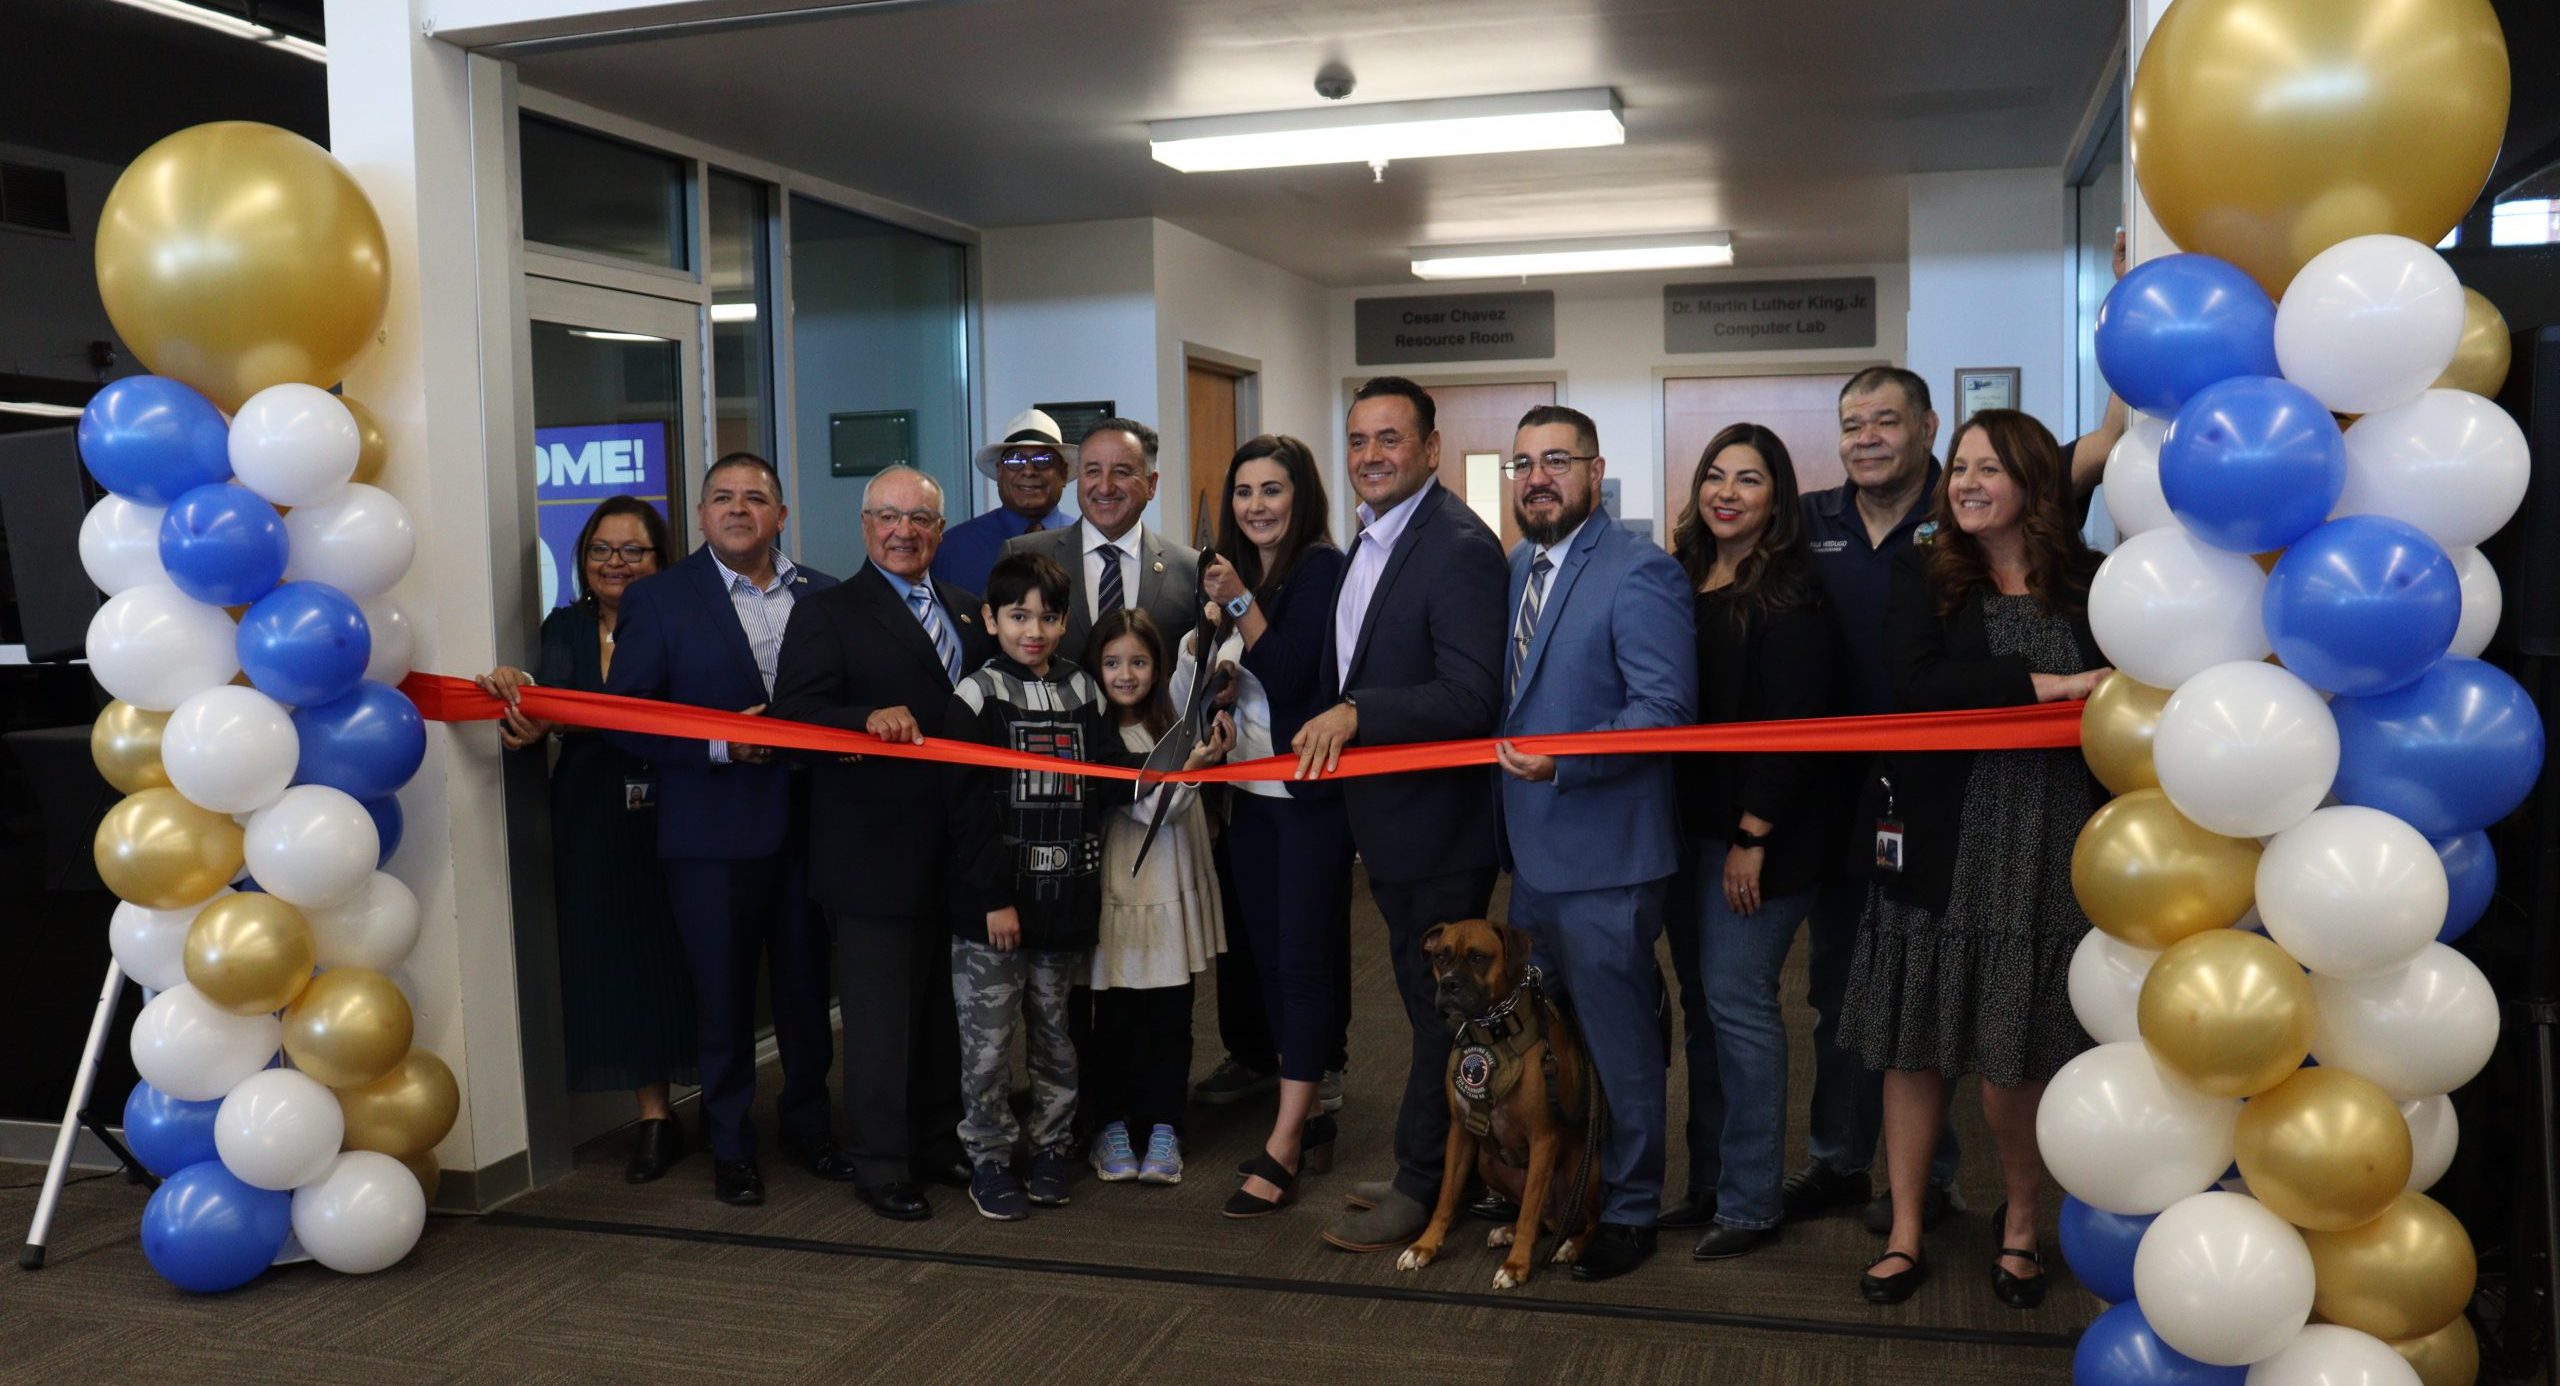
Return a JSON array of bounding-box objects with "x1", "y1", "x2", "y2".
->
[{"x1": 1130, "y1": 550, "x2": 1232, "y2": 873}]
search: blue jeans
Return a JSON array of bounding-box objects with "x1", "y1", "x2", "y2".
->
[
  {"x1": 1806, "y1": 873, "x2": 1960, "y2": 1187},
  {"x1": 1667, "y1": 839, "x2": 1814, "y2": 1230}
]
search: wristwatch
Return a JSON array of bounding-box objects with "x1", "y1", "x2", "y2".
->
[
  {"x1": 1225, "y1": 591, "x2": 1253, "y2": 619},
  {"x1": 1731, "y1": 826, "x2": 1771, "y2": 850}
]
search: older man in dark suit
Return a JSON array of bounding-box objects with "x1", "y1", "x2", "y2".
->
[{"x1": 1002, "y1": 417, "x2": 1199, "y2": 660}]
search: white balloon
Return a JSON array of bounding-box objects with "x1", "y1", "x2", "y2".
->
[
  {"x1": 358, "y1": 594, "x2": 416, "y2": 686},
  {"x1": 2258, "y1": 807, "x2": 2448, "y2": 980},
  {"x1": 2399, "y1": 1095, "x2": 2458, "y2": 1194},
  {"x1": 214, "y1": 1068, "x2": 345, "y2": 1191},
  {"x1": 2155, "y1": 662, "x2": 2339, "y2": 838},
  {"x1": 2337, "y1": 390, "x2": 2531, "y2": 552},
  {"x1": 228, "y1": 384, "x2": 360, "y2": 507},
  {"x1": 2089, "y1": 528, "x2": 2272, "y2": 689},
  {"x1": 2448, "y1": 546, "x2": 2502, "y2": 660},
  {"x1": 2273, "y1": 235, "x2": 2466, "y2": 416},
  {"x1": 109, "y1": 890, "x2": 231, "y2": 993},
  {"x1": 306, "y1": 872, "x2": 422, "y2": 971},
  {"x1": 161, "y1": 685, "x2": 300, "y2": 815},
  {"x1": 2104, "y1": 414, "x2": 2177, "y2": 540},
  {"x1": 2135, "y1": 1191, "x2": 2316, "y2": 1366},
  {"x1": 243, "y1": 784, "x2": 380, "y2": 910},
  {"x1": 2243, "y1": 1324, "x2": 2421, "y2": 1386},
  {"x1": 82, "y1": 584, "x2": 238, "y2": 711},
  {"x1": 2067, "y1": 930, "x2": 2158, "y2": 1045},
  {"x1": 2037, "y1": 1041, "x2": 2240, "y2": 1215},
  {"x1": 78, "y1": 495, "x2": 168, "y2": 595},
  {"x1": 290, "y1": 1150, "x2": 427, "y2": 1274},
  {"x1": 283, "y1": 484, "x2": 415, "y2": 599},
  {"x1": 2310, "y1": 944, "x2": 2500, "y2": 1100},
  {"x1": 129, "y1": 985, "x2": 281, "y2": 1102}
]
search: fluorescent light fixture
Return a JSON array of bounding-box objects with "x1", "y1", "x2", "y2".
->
[
  {"x1": 1409, "y1": 231, "x2": 1735, "y2": 280},
  {"x1": 710, "y1": 302, "x2": 758, "y2": 323},
  {"x1": 1150, "y1": 88, "x2": 1621, "y2": 174},
  {"x1": 0, "y1": 401, "x2": 86, "y2": 419},
  {"x1": 565, "y1": 328, "x2": 665, "y2": 343},
  {"x1": 265, "y1": 31, "x2": 328, "y2": 63},
  {"x1": 105, "y1": 0, "x2": 326, "y2": 61}
]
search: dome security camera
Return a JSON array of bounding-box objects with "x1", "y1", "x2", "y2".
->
[{"x1": 1315, "y1": 63, "x2": 1354, "y2": 101}]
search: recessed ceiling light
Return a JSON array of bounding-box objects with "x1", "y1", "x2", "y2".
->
[
  {"x1": 1409, "y1": 232, "x2": 1735, "y2": 280},
  {"x1": 1150, "y1": 89, "x2": 1622, "y2": 174}
]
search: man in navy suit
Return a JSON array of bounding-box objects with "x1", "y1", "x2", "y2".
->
[
  {"x1": 1298, "y1": 377, "x2": 1509, "y2": 1254},
  {"x1": 604, "y1": 452, "x2": 843, "y2": 1206},
  {"x1": 1490, "y1": 405, "x2": 1697, "y2": 1279}
]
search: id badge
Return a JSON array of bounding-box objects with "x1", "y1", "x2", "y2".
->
[
  {"x1": 624, "y1": 776, "x2": 657, "y2": 811},
  {"x1": 1874, "y1": 818, "x2": 1905, "y2": 873}
]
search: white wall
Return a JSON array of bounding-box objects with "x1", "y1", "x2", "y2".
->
[
  {"x1": 1906, "y1": 168, "x2": 2072, "y2": 438},
  {"x1": 0, "y1": 142, "x2": 135, "y2": 382},
  {"x1": 976, "y1": 218, "x2": 1157, "y2": 518},
  {"x1": 1152, "y1": 220, "x2": 1333, "y2": 542}
]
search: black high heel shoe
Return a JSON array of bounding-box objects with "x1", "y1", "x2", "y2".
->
[
  {"x1": 1224, "y1": 1152, "x2": 1299, "y2": 1218},
  {"x1": 1989, "y1": 1201, "x2": 2048, "y2": 1309}
]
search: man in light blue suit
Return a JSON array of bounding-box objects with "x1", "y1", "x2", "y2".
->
[{"x1": 1492, "y1": 405, "x2": 1697, "y2": 1282}]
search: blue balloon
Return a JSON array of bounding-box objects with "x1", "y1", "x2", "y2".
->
[
  {"x1": 2159, "y1": 377, "x2": 2344, "y2": 553},
  {"x1": 2437, "y1": 832, "x2": 2497, "y2": 943},
  {"x1": 237, "y1": 581, "x2": 371, "y2": 707},
  {"x1": 2073, "y1": 1301, "x2": 2247, "y2": 1385},
  {"x1": 76, "y1": 376, "x2": 232, "y2": 505},
  {"x1": 2058, "y1": 1196, "x2": 2153, "y2": 1305},
  {"x1": 2263, "y1": 516, "x2": 2460, "y2": 696},
  {"x1": 2094, "y1": 254, "x2": 2282, "y2": 418},
  {"x1": 158, "y1": 482, "x2": 288, "y2": 606},
  {"x1": 364, "y1": 794, "x2": 404, "y2": 867},
  {"x1": 2333, "y1": 657, "x2": 2546, "y2": 838},
  {"x1": 138, "y1": 1160, "x2": 291, "y2": 1293},
  {"x1": 293, "y1": 680, "x2": 426, "y2": 800},
  {"x1": 121, "y1": 1081, "x2": 221, "y2": 1179}
]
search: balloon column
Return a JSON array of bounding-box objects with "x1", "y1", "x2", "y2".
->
[
  {"x1": 81, "y1": 122, "x2": 448, "y2": 1292},
  {"x1": 2059, "y1": 4, "x2": 2526, "y2": 1381}
]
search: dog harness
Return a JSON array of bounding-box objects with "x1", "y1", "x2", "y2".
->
[{"x1": 1445, "y1": 966, "x2": 1592, "y2": 1163}]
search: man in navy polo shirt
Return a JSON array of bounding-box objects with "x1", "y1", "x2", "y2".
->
[{"x1": 1786, "y1": 365, "x2": 1964, "y2": 1234}]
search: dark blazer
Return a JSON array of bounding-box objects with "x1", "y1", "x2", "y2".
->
[
  {"x1": 1322, "y1": 482, "x2": 1508, "y2": 880},
  {"x1": 1239, "y1": 543, "x2": 1347, "y2": 775},
  {"x1": 1872, "y1": 544, "x2": 2103, "y2": 915},
  {"x1": 768, "y1": 562, "x2": 996, "y2": 918},
  {"x1": 602, "y1": 546, "x2": 837, "y2": 861},
  {"x1": 1003, "y1": 520, "x2": 1201, "y2": 663},
  {"x1": 1677, "y1": 583, "x2": 1840, "y2": 900}
]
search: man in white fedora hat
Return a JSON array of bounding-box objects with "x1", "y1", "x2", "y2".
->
[{"x1": 931, "y1": 407, "x2": 1078, "y2": 596}]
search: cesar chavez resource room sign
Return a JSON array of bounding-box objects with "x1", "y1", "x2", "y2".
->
[
  {"x1": 1664, "y1": 278, "x2": 1877, "y2": 353},
  {"x1": 1355, "y1": 291, "x2": 1555, "y2": 365}
]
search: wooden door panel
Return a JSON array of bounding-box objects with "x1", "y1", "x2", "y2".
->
[
  {"x1": 1422, "y1": 380, "x2": 1555, "y2": 550},
  {"x1": 1186, "y1": 363, "x2": 1240, "y2": 549},
  {"x1": 1663, "y1": 373, "x2": 1853, "y2": 541}
]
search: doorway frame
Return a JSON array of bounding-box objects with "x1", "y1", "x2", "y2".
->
[
  {"x1": 1177, "y1": 345, "x2": 1260, "y2": 547},
  {"x1": 1332, "y1": 369, "x2": 1570, "y2": 548}
]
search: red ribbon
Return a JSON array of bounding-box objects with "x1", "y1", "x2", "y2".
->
[{"x1": 401, "y1": 673, "x2": 2084, "y2": 785}]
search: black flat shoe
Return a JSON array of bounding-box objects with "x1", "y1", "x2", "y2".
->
[
  {"x1": 857, "y1": 1182, "x2": 932, "y2": 1222},
  {"x1": 714, "y1": 1158, "x2": 766, "y2": 1207},
  {"x1": 1569, "y1": 1223, "x2": 1657, "y2": 1282},
  {"x1": 778, "y1": 1134, "x2": 862, "y2": 1183},
  {"x1": 1860, "y1": 1250, "x2": 1929, "y2": 1305},
  {"x1": 1989, "y1": 1201, "x2": 2048, "y2": 1309},
  {"x1": 625, "y1": 1118, "x2": 685, "y2": 1184},
  {"x1": 1657, "y1": 1196, "x2": 1716, "y2": 1231},
  {"x1": 1691, "y1": 1223, "x2": 1778, "y2": 1260},
  {"x1": 1224, "y1": 1151, "x2": 1299, "y2": 1219}
]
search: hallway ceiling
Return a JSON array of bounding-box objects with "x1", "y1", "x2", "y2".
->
[{"x1": 509, "y1": 0, "x2": 2125, "y2": 285}]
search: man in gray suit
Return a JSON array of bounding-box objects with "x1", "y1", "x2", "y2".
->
[{"x1": 1003, "y1": 417, "x2": 1200, "y2": 661}]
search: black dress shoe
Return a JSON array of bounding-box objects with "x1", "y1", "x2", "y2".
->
[
  {"x1": 1780, "y1": 1161, "x2": 1872, "y2": 1223},
  {"x1": 857, "y1": 1182, "x2": 932, "y2": 1221},
  {"x1": 1657, "y1": 1196, "x2": 1716, "y2": 1230},
  {"x1": 779, "y1": 1134, "x2": 862, "y2": 1183},
  {"x1": 1691, "y1": 1223, "x2": 1778, "y2": 1260},
  {"x1": 1466, "y1": 1191, "x2": 1523, "y2": 1223},
  {"x1": 625, "y1": 1118, "x2": 685, "y2": 1184},
  {"x1": 1863, "y1": 1183, "x2": 1959, "y2": 1235},
  {"x1": 920, "y1": 1157, "x2": 975, "y2": 1190},
  {"x1": 714, "y1": 1159, "x2": 766, "y2": 1207},
  {"x1": 1569, "y1": 1222, "x2": 1658, "y2": 1282}
]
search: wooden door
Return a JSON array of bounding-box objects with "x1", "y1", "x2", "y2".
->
[
  {"x1": 1185, "y1": 361, "x2": 1242, "y2": 549},
  {"x1": 1662, "y1": 373, "x2": 1853, "y2": 540},
  {"x1": 1422, "y1": 379, "x2": 1556, "y2": 550}
]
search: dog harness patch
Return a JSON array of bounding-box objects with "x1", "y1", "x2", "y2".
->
[{"x1": 1454, "y1": 1045, "x2": 1496, "y2": 1103}]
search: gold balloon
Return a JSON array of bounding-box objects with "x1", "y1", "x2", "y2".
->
[
  {"x1": 340, "y1": 395, "x2": 390, "y2": 487},
  {"x1": 2129, "y1": 0, "x2": 2510, "y2": 297},
  {"x1": 2303, "y1": 1192, "x2": 2477, "y2": 1341},
  {"x1": 2082, "y1": 673, "x2": 2171, "y2": 795},
  {"x1": 2234, "y1": 1068, "x2": 2412, "y2": 1230},
  {"x1": 93, "y1": 122, "x2": 390, "y2": 411},
  {"x1": 339, "y1": 1050, "x2": 460, "y2": 1160},
  {"x1": 93, "y1": 787, "x2": 243, "y2": 910},
  {"x1": 283, "y1": 967, "x2": 414, "y2": 1089},
  {"x1": 398, "y1": 1149, "x2": 441, "y2": 1205},
  {"x1": 2072, "y1": 789, "x2": 2261, "y2": 949},
  {"x1": 2139, "y1": 930, "x2": 2314, "y2": 1098},
  {"x1": 2434, "y1": 289, "x2": 2512, "y2": 399},
  {"x1": 183, "y1": 893, "x2": 317, "y2": 1016},
  {"x1": 91, "y1": 701, "x2": 172, "y2": 794},
  {"x1": 2392, "y1": 1315, "x2": 2481, "y2": 1386}
]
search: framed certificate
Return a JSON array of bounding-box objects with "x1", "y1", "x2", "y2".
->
[{"x1": 1954, "y1": 367, "x2": 2020, "y2": 421}]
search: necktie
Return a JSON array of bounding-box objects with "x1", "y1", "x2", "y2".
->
[
  {"x1": 912, "y1": 587, "x2": 961, "y2": 684},
  {"x1": 1511, "y1": 553, "x2": 1553, "y2": 691},
  {"x1": 1094, "y1": 542, "x2": 1125, "y2": 618}
]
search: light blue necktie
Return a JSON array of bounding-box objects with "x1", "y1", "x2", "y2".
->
[
  {"x1": 912, "y1": 587, "x2": 961, "y2": 684},
  {"x1": 1511, "y1": 553, "x2": 1552, "y2": 691}
]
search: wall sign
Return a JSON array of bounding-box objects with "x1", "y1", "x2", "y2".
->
[
  {"x1": 1035, "y1": 401, "x2": 1118, "y2": 447},
  {"x1": 534, "y1": 421, "x2": 670, "y2": 610},
  {"x1": 1664, "y1": 277, "x2": 1877, "y2": 353},
  {"x1": 1355, "y1": 291, "x2": 1555, "y2": 365}
]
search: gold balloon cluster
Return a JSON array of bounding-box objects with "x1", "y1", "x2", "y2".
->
[
  {"x1": 184, "y1": 894, "x2": 316, "y2": 1015},
  {"x1": 2073, "y1": 788, "x2": 2259, "y2": 950}
]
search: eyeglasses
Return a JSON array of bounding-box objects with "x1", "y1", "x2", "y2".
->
[
  {"x1": 1504, "y1": 451, "x2": 1596, "y2": 479},
  {"x1": 584, "y1": 542, "x2": 655, "y2": 564},
  {"x1": 864, "y1": 506, "x2": 945, "y2": 530},
  {"x1": 996, "y1": 450, "x2": 1065, "y2": 471}
]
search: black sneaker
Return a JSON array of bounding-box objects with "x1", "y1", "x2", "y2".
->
[
  {"x1": 1779, "y1": 1161, "x2": 1872, "y2": 1223},
  {"x1": 1026, "y1": 1145, "x2": 1074, "y2": 1207},
  {"x1": 1191, "y1": 1059, "x2": 1277, "y2": 1105},
  {"x1": 968, "y1": 1162, "x2": 1028, "y2": 1221},
  {"x1": 1863, "y1": 1182, "x2": 1962, "y2": 1235}
]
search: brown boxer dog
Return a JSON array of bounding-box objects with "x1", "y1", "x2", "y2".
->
[{"x1": 1395, "y1": 918, "x2": 1603, "y2": 1290}]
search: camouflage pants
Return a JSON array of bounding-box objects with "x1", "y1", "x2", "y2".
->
[{"x1": 951, "y1": 939, "x2": 1084, "y2": 1166}]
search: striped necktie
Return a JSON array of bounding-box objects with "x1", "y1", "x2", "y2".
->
[
  {"x1": 912, "y1": 587, "x2": 961, "y2": 685},
  {"x1": 1094, "y1": 541, "x2": 1126, "y2": 617},
  {"x1": 1511, "y1": 553, "x2": 1552, "y2": 691}
]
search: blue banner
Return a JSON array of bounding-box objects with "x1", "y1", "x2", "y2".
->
[{"x1": 535, "y1": 422, "x2": 670, "y2": 609}]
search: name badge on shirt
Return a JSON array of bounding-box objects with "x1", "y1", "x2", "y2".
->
[
  {"x1": 624, "y1": 775, "x2": 657, "y2": 812},
  {"x1": 1875, "y1": 818, "x2": 1904, "y2": 873}
]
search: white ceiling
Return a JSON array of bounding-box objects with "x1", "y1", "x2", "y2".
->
[{"x1": 511, "y1": 0, "x2": 2123, "y2": 286}]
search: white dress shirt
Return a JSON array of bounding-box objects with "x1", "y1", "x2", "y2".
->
[
  {"x1": 1082, "y1": 519, "x2": 1144, "y2": 624},
  {"x1": 707, "y1": 547, "x2": 797, "y2": 764},
  {"x1": 1332, "y1": 477, "x2": 1439, "y2": 693}
]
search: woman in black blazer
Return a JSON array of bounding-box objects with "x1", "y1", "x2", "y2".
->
[
  {"x1": 1840, "y1": 410, "x2": 2110, "y2": 1309},
  {"x1": 1662, "y1": 424, "x2": 1839, "y2": 1262}
]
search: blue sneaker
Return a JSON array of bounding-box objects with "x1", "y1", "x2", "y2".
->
[
  {"x1": 1026, "y1": 1144, "x2": 1074, "y2": 1207},
  {"x1": 1090, "y1": 1122, "x2": 1138, "y2": 1182},
  {"x1": 1137, "y1": 1125, "x2": 1184, "y2": 1185},
  {"x1": 968, "y1": 1161, "x2": 1028, "y2": 1221}
]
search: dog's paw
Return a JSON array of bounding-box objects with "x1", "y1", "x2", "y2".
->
[
  {"x1": 1550, "y1": 1236, "x2": 1587, "y2": 1266},
  {"x1": 1493, "y1": 1263, "x2": 1526, "y2": 1291},
  {"x1": 1486, "y1": 1225, "x2": 1515, "y2": 1249},
  {"x1": 1395, "y1": 1246, "x2": 1435, "y2": 1272}
]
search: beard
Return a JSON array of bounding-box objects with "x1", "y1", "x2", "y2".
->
[{"x1": 1514, "y1": 488, "x2": 1594, "y2": 547}]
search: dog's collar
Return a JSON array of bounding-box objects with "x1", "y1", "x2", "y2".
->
[{"x1": 1456, "y1": 966, "x2": 1545, "y2": 1046}]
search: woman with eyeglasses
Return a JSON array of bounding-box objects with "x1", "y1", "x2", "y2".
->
[{"x1": 476, "y1": 497, "x2": 699, "y2": 1183}]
